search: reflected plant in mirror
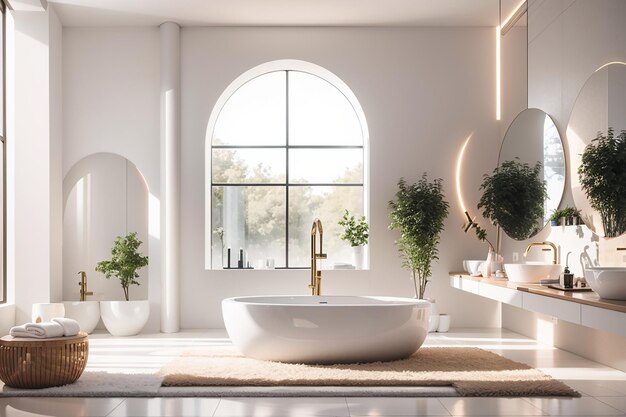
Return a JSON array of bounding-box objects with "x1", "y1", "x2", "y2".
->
[
  {"x1": 498, "y1": 109, "x2": 565, "y2": 238},
  {"x1": 578, "y1": 128, "x2": 626, "y2": 238},
  {"x1": 478, "y1": 159, "x2": 547, "y2": 241}
]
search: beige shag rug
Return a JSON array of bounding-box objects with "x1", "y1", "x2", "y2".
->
[{"x1": 159, "y1": 346, "x2": 579, "y2": 397}]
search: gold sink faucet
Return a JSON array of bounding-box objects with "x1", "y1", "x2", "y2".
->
[
  {"x1": 524, "y1": 241, "x2": 559, "y2": 264},
  {"x1": 78, "y1": 271, "x2": 93, "y2": 301},
  {"x1": 309, "y1": 219, "x2": 328, "y2": 295}
]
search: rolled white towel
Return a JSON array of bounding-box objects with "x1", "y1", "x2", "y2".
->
[
  {"x1": 52, "y1": 317, "x2": 80, "y2": 336},
  {"x1": 24, "y1": 322, "x2": 64, "y2": 338},
  {"x1": 9, "y1": 324, "x2": 30, "y2": 338},
  {"x1": 9, "y1": 322, "x2": 65, "y2": 339}
]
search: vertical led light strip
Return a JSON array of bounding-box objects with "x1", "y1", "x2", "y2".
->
[
  {"x1": 455, "y1": 135, "x2": 472, "y2": 214},
  {"x1": 496, "y1": 25, "x2": 501, "y2": 121}
]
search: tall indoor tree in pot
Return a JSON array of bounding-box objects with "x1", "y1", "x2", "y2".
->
[
  {"x1": 96, "y1": 232, "x2": 150, "y2": 336},
  {"x1": 388, "y1": 174, "x2": 449, "y2": 300}
]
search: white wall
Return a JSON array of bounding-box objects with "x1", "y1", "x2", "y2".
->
[
  {"x1": 502, "y1": 0, "x2": 626, "y2": 370},
  {"x1": 177, "y1": 27, "x2": 502, "y2": 329},
  {"x1": 60, "y1": 26, "x2": 504, "y2": 330},
  {"x1": 62, "y1": 27, "x2": 161, "y2": 331}
]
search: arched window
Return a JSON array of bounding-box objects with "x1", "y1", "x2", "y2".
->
[{"x1": 207, "y1": 60, "x2": 368, "y2": 269}]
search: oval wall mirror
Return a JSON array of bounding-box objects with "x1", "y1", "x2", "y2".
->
[
  {"x1": 63, "y1": 153, "x2": 149, "y2": 302},
  {"x1": 498, "y1": 108, "x2": 566, "y2": 240},
  {"x1": 568, "y1": 62, "x2": 626, "y2": 238}
]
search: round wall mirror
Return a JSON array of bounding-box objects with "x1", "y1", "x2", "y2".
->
[
  {"x1": 568, "y1": 62, "x2": 626, "y2": 238},
  {"x1": 63, "y1": 153, "x2": 149, "y2": 302},
  {"x1": 498, "y1": 108, "x2": 566, "y2": 240}
]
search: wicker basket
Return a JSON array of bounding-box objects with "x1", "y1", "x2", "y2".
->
[{"x1": 0, "y1": 332, "x2": 89, "y2": 389}]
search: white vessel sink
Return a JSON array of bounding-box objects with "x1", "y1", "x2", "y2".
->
[
  {"x1": 584, "y1": 267, "x2": 626, "y2": 300},
  {"x1": 63, "y1": 301, "x2": 100, "y2": 334},
  {"x1": 504, "y1": 263, "x2": 562, "y2": 283}
]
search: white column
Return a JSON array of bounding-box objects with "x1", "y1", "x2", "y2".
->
[
  {"x1": 7, "y1": 7, "x2": 63, "y2": 324},
  {"x1": 160, "y1": 22, "x2": 180, "y2": 333}
]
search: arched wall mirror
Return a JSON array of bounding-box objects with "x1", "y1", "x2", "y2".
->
[
  {"x1": 63, "y1": 153, "x2": 149, "y2": 302},
  {"x1": 498, "y1": 108, "x2": 566, "y2": 240},
  {"x1": 568, "y1": 62, "x2": 626, "y2": 238}
]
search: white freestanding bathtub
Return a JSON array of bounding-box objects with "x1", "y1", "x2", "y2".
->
[{"x1": 222, "y1": 295, "x2": 430, "y2": 364}]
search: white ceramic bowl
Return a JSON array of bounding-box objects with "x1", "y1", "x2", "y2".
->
[
  {"x1": 100, "y1": 300, "x2": 150, "y2": 336},
  {"x1": 504, "y1": 263, "x2": 562, "y2": 283},
  {"x1": 463, "y1": 260, "x2": 484, "y2": 275},
  {"x1": 63, "y1": 301, "x2": 100, "y2": 334},
  {"x1": 583, "y1": 267, "x2": 626, "y2": 300}
]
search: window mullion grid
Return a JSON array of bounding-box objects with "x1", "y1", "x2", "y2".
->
[{"x1": 285, "y1": 70, "x2": 290, "y2": 269}]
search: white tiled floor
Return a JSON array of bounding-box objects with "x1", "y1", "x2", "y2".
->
[{"x1": 0, "y1": 328, "x2": 625, "y2": 416}]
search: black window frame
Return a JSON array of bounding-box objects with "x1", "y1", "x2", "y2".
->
[{"x1": 210, "y1": 70, "x2": 366, "y2": 269}]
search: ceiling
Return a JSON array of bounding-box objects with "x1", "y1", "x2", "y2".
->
[{"x1": 49, "y1": 0, "x2": 507, "y2": 27}]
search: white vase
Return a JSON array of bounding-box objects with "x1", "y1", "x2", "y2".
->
[
  {"x1": 426, "y1": 298, "x2": 439, "y2": 332},
  {"x1": 100, "y1": 300, "x2": 150, "y2": 336},
  {"x1": 481, "y1": 248, "x2": 504, "y2": 278},
  {"x1": 352, "y1": 246, "x2": 364, "y2": 269},
  {"x1": 31, "y1": 303, "x2": 65, "y2": 323},
  {"x1": 437, "y1": 314, "x2": 451, "y2": 332}
]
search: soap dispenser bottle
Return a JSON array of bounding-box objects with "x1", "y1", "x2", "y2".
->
[{"x1": 562, "y1": 252, "x2": 574, "y2": 289}]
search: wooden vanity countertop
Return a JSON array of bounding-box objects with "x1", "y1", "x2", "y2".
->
[{"x1": 449, "y1": 272, "x2": 626, "y2": 314}]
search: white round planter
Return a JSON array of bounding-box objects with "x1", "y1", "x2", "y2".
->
[
  {"x1": 63, "y1": 301, "x2": 100, "y2": 334},
  {"x1": 100, "y1": 300, "x2": 150, "y2": 336}
]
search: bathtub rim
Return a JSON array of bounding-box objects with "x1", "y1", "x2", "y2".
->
[{"x1": 222, "y1": 295, "x2": 431, "y2": 307}]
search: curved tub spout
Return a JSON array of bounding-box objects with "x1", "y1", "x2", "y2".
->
[{"x1": 310, "y1": 219, "x2": 327, "y2": 295}]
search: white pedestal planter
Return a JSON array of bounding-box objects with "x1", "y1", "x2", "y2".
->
[
  {"x1": 427, "y1": 299, "x2": 439, "y2": 333},
  {"x1": 31, "y1": 303, "x2": 65, "y2": 323},
  {"x1": 63, "y1": 301, "x2": 100, "y2": 334},
  {"x1": 100, "y1": 300, "x2": 150, "y2": 336},
  {"x1": 352, "y1": 246, "x2": 364, "y2": 270}
]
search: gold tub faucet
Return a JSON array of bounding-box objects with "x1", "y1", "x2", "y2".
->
[
  {"x1": 524, "y1": 241, "x2": 559, "y2": 264},
  {"x1": 309, "y1": 219, "x2": 328, "y2": 295},
  {"x1": 78, "y1": 271, "x2": 94, "y2": 301}
]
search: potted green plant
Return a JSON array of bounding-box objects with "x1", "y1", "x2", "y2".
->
[
  {"x1": 478, "y1": 159, "x2": 547, "y2": 241},
  {"x1": 560, "y1": 206, "x2": 581, "y2": 226},
  {"x1": 578, "y1": 128, "x2": 626, "y2": 237},
  {"x1": 96, "y1": 232, "x2": 150, "y2": 336},
  {"x1": 338, "y1": 209, "x2": 369, "y2": 269},
  {"x1": 549, "y1": 209, "x2": 565, "y2": 226},
  {"x1": 388, "y1": 174, "x2": 449, "y2": 300}
]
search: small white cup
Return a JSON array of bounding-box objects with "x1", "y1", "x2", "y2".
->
[
  {"x1": 32, "y1": 303, "x2": 66, "y2": 323},
  {"x1": 437, "y1": 314, "x2": 451, "y2": 333}
]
